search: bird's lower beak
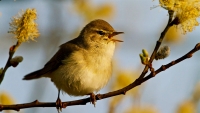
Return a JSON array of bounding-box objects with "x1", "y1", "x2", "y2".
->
[
  {"x1": 109, "y1": 31, "x2": 124, "y2": 42},
  {"x1": 111, "y1": 38, "x2": 123, "y2": 42}
]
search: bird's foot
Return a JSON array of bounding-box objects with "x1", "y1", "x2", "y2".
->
[
  {"x1": 89, "y1": 93, "x2": 96, "y2": 107},
  {"x1": 56, "y1": 97, "x2": 63, "y2": 113}
]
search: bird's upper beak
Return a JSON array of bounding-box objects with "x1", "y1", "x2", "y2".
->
[{"x1": 109, "y1": 31, "x2": 124, "y2": 42}]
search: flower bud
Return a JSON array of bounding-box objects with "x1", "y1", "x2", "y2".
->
[
  {"x1": 155, "y1": 46, "x2": 170, "y2": 60},
  {"x1": 10, "y1": 56, "x2": 23, "y2": 67},
  {"x1": 139, "y1": 49, "x2": 149, "y2": 65}
]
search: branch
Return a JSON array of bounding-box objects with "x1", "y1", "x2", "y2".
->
[
  {"x1": 139, "y1": 10, "x2": 174, "y2": 79},
  {"x1": 142, "y1": 43, "x2": 200, "y2": 82},
  {"x1": 1, "y1": 43, "x2": 200, "y2": 112},
  {"x1": 0, "y1": 41, "x2": 21, "y2": 84}
]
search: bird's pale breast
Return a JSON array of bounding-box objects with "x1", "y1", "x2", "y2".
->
[{"x1": 50, "y1": 42, "x2": 115, "y2": 96}]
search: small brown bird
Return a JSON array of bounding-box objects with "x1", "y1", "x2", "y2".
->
[{"x1": 23, "y1": 19, "x2": 123, "y2": 109}]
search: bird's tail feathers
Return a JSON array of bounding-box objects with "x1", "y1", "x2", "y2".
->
[{"x1": 23, "y1": 69, "x2": 43, "y2": 80}]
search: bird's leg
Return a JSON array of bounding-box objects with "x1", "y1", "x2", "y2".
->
[
  {"x1": 89, "y1": 93, "x2": 96, "y2": 107},
  {"x1": 56, "y1": 89, "x2": 62, "y2": 112}
]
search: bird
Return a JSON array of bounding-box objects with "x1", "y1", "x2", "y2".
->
[{"x1": 23, "y1": 19, "x2": 123, "y2": 110}]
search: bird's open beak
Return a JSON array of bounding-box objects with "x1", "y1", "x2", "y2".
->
[{"x1": 109, "y1": 32, "x2": 124, "y2": 42}]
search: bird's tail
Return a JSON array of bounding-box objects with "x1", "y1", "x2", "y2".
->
[{"x1": 23, "y1": 69, "x2": 43, "y2": 80}]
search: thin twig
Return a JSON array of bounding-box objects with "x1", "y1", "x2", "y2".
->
[
  {"x1": 0, "y1": 41, "x2": 21, "y2": 84},
  {"x1": 1, "y1": 43, "x2": 199, "y2": 111},
  {"x1": 138, "y1": 10, "x2": 174, "y2": 79},
  {"x1": 142, "y1": 43, "x2": 200, "y2": 82}
]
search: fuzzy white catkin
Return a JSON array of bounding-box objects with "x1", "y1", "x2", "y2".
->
[
  {"x1": 10, "y1": 56, "x2": 23, "y2": 63},
  {"x1": 155, "y1": 46, "x2": 170, "y2": 60}
]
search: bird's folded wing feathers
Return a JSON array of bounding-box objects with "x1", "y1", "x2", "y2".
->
[
  {"x1": 23, "y1": 39, "x2": 81, "y2": 80},
  {"x1": 40, "y1": 41, "x2": 81, "y2": 75}
]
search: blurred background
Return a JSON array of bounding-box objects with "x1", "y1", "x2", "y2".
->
[{"x1": 0, "y1": 0, "x2": 200, "y2": 113}]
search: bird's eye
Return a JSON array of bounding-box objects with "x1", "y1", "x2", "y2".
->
[{"x1": 97, "y1": 31, "x2": 105, "y2": 35}]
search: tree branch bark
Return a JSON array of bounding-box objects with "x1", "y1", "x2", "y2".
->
[
  {"x1": 138, "y1": 10, "x2": 174, "y2": 79},
  {"x1": 1, "y1": 43, "x2": 200, "y2": 112}
]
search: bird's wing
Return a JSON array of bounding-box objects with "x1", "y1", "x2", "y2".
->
[
  {"x1": 23, "y1": 39, "x2": 81, "y2": 80},
  {"x1": 42, "y1": 41, "x2": 81, "y2": 75}
]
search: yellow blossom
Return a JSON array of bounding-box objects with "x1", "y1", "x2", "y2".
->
[
  {"x1": 125, "y1": 106, "x2": 158, "y2": 113},
  {"x1": 111, "y1": 71, "x2": 140, "y2": 97},
  {"x1": 159, "y1": 0, "x2": 200, "y2": 34},
  {"x1": 159, "y1": 0, "x2": 175, "y2": 10},
  {"x1": 164, "y1": 25, "x2": 183, "y2": 43},
  {"x1": 0, "y1": 92, "x2": 15, "y2": 105},
  {"x1": 177, "y1": 100, "x2": 196, "y2": 113},
  {"x1": 8, "y1": 8, "x2": 39, "y2": 42},
  {"x1": 175, "y1": 0, "x2": 200, "y2": 34}
]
